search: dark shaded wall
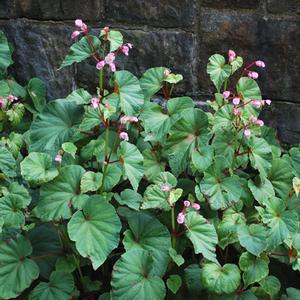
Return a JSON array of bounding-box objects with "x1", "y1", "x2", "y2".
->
[{"x1": 0, "y1": 0, "x2": 300, "y2": 143}]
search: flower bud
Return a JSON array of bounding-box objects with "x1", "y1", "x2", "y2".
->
[
  {"x1": 244, "y1": 128, "x2": 251, "y2": 137},
  {"x1": 232, "y1": 97, "x2": 240, "y2": 105},
  {"x1": 255, "y1": 60, "x2": 265, "y2": 68},
  {"x1": 177, "y1": 212, "x2": 185, "y2": 224},
  {"x1": 119, "y1": 131, "x2": 129, "y2": 141},
  {"x1": 192, "y1": 203, "x2": 200, "y2": 210},
  {"x1": 161, "y1": 185, "x2": 171, "y2": 192},
  {"x1": 184, "y1": 200, "x2": 190, "y2": 207},
  {"x1": 223, "y1": 91, "x2": 230, "y2": 99}
]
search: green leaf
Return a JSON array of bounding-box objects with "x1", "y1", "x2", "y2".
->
[
  {"x1": 166, "y1": 108, "x2": 209, "y2": 175},
  {"x1": 258, "y1": 197, "x2": 299, "y2": 249},
  {"x1": 142, "y1": 184, "x2": 171, "y2": 211},
  {"x1": 201, "y1": 263, "x2": 241, "y2": 295},
  {"x1": 62, "y1": 142, "x2": 77, "y2": 158},
  {"x1": 79, "y1": 106, "x2": 100, "y2": 131},
  {"x1": 140, "y1": 67, "x2": 165, "y2": 100},
  {"x1": 0, "y1": 143, "x2": 16, "y2": 177},
  {"x1": 164, "y1": 74, "x2": 183, "y2": 84},
  {"x1": 169, "y1": 248, "x2": 184, "y2": 267},
  {"x1": 231, "y1": 56, "x2": 243, "y2": 74},
  {"x1": 27, "y1": 78, "x2": 46, "y2": 113},
  {"x1": 167, "y1": 274, "x2": 182, "y2": 294},
  {"x1": 114, "y1": 189, "x2": 143, "y2": 211},
  {"x1": 6, "y1": 103, "x2": 25, "y2": 126},
  {"x1": 213, "y1": 104, "x2": 234, "y2": 132},
  {"x1": 184, "y1": 264, "x2": 203, "y2": 295},
  {"x1": 111, "y1": 249, "x2": 166, "y2": 300},
  {"x1": 113, "y1": 70, "x2": 144, "y2": 116},
  {"x1": 191, "y1": 145, "x2": 214, "y2": 172},
  {"x1": 80, "y1": 171, "x2": 102, "y2": 193},
  {"x1": 66, "y1": 88, "x2": 92, "y2": 104},
  {"x1": 284, "y1": 287, "x2": 300, "y2": 300},
  {"x1": 29, "y1": 100, "x2": 84, "y2": 154},
  {"x1": 0, "y1": 235, "x2": 39, "y2": 299},
  {"x1": 123, "y1": 212, "x2": 171, "y2": 276},
  {"x1": 289, "y1": 147, "x2": 300, "y2": 177},
  {"x1": 237, "y1": 77, "x2": 262, "y2": 101},
  {"x1": 80, "y1": 138, "x2": 105, "y2": 161},
  {"x1": 21, "y1": 152, "x2": 59, "y2": 185},
  {"x1": 257, "y1": 276, "x2": 281, "y2": 300},
  {"x1": 248, "y1": 137, "x2": 272, "y2": 179},
  {"x1": 248, "y1": 178, "x2": 275, "y2": 205},
  {"x1": 6, "y1": 132, "x2": 23, "y2": 158},
  {"x1": 118, "y1": 141, "x2": 144, "y2": 191},
  {"x1": 101, "y1": 164, "x2": 122, "y2": 192},
  {"x1": 237, "y1": 224, "x2": 267, "y2": 256},
  {"x1": 143, "y1": 149, "x2": 165, "y2": 182},
  {"x1": 67, "y1": 196, "x2": 121, "y2": 270},
  {"x1": 59, "y1": 35, "x2": 101, "y2": 69},
  {"x1": 0, "y1": 31, "x2": 13, "y2": 75},
  {"x1": 239, "y1": 252, "x2": 269, "y2": 287},
  {"x1": 34, "y1": 165, "x2": 87, "y2": 221},
  {"x1": 29, "y1": 271, "x2": 74, "y2": 300},
  {"x1": 185, "y1": 212, "x2": 218, "y2": 263},
  {"x1": 107, "y1": 30, "x2": 123, "y2": 52},
  {"x1": 207, "y1": 54, "x2": 231, "y2": 92}
]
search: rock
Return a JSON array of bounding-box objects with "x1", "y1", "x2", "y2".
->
[
  {"x1": 267, "y1": 0, "x2": 300, "y2": 14},
  {"x1": 198, "y1": 9, "x2": 300, "y2": 104},
  {"x1": 104, "y1": 0, "x2": 195, "y2": 27},
  {"x1": 0, "y1": 0, "x2": 17, "y2": 19},
  {"x1": 1, "y1": 19, "x2": 75, "y2": 100},
  {"x1": 201, "y1": 0, "x2": 260, "y2": 10}
]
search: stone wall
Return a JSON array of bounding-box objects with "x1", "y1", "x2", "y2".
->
[{"x1": 0, "y1": 0, "x2": 299, "y2": 143}]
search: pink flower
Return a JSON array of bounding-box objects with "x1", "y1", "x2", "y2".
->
[
  {"x1": 223, "y1": 91, "x2": 230, "y2": 99},
  {"x1": 119, "y1": 131, "x2": 129, "y2": 141},
  {"x1": 164, "y1": 68, "x2": 171, "y2": 77},
  {"x1": 256, "y1": 119, "x2": 264, "y2": 126},
  {"x1": 120, "y1": 43, "x2": 133, "y2": 56},
  {"x1": 244, "y1": 128, "x2": 251, "y2": 137},
  {"x1": 192, "y1": 203, "x2": 200, "y2": 210},
  {"x1": 251, "y1": 100, "x2": 262, "y2": 108},
  {"x1": 249, "y1": 115, "x2": 258, "y2": 123},
  {"x1": 104, "y1": 53, "x2": 116, "y2": 72},
  {"x1": 103, "y1": 26, "x2": 110, "y2": 33},
  {"x1": 55, "y1": 154, "x2": 62, "y2": 163},
  {"x1": 71, "y1": 30, "x2": 81, "y2": 39},
  {"x1": 255, "y1": 60, "x2": 265, "y2": 68},
  {"x1": 233, "y1": 107, "x2": 240, "y2": 116},
  {"x1": 120, "y1": 116, "x2": 129, "y2": 124},
  {"x1": 96, "y1": 60, "x2": 105, "y2": 70},
  {"x1": 232, "y1": 97, "x2": 240, "y2": 105},
  {"x1": 0, "y1": 98, "x2": 4, "y2": 106},
  {"x1": 75, "y1": 19, "x2": 87, "y2": 31},
  {"x1": 128, "y1": 116, "x2": 139, "y2": 123},
  {"x1": 161, "y1": 184, "x2": 170, "y2": 192},
  {"x1": 7, "y1": 95, "x2": 17, "y2": 101},
  {"x1": 91, "y1": 97, "x2": 99, "y2": 110},
  {"x1": 228, "y1": 49, "x2": 236, "y2": 62},
  {"x1": 184, "y1": 200, "x2": 190, "y2": 207},
  {"x1": 265, "y1": 99, "x2": 272, "y2": 105},
  {"x1": 248, "y1": 71, "x2": 259, "y2": 79},
  {"x1": 177, "y1": 212, "x2": 185, "y2": 224}
]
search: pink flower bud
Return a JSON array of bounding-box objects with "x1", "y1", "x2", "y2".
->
[
  {"x1": 249, "y1": 115, "x2": 258, "y2": 123},
  {"x1": 265, "y1": 99, "x2": 272, "y2": 105},
  {"x1": 223, "y1": 91, "x2": 230, "y2": 99},
  {"x1": 251, "y1": 100, "x2": 262, "y2": 108},
  {"x1": 127, "y1": 43, "x2": 133, "y2": 49},
  {"x1": 164, "y1": 68, "x2": 171, "y2": 77},
  {"x1": 228, "y1": 49, "x2": 236, "y2": 62},
  {"x1": 103, "y1": 26, "x2": 110, "y2": 33},
  {"x1": 75, "y1": 19, "x2": 87, "y2": 31},
  {"x1": 119, "y1": 131, "x2": 129, "y2": 141},
  {"x1": 91, "y1": 97, "x2": 99, "y2": 110},
  {"x1": 177, "y1": 212, "x2": 185, "y2": 224},
  {"x1": 184, "y1": 200, "x2": 190, "y2": 207},
  {"x1": 244, "y1": 128, "x2": 251, "y2": 137},
  {"x1": 96, "y1": 60, "x2": 105, "y2": 70},
  {"x1": 255, "y1": 60, "x2": 265, "y2": 68},
  {"x1": 232, "y1": 97, "x2": 240, "y2": 105},
  {"x1": 120, "y1": 116, "x2": 129, "y2": 124},
  {"x1": 128, "y1": 116, "x2": 139, "y2": 123},
  {"x1": 121, "y1": 45, "x2": 129, "y2": 56},
  {"x1": 192, "y1": 203, "x2": 200, "y2": 210},
  {"x1": 161, "y1": 184, "x2": 170, "y2": 192},
  {"x1": 0, "y1": 98, "x2": 4, "y2": 106},
  {"x1": 7, "y1": 95, "x2": 17, "y2": 101},
  {"x1": 71, "y1": 30, "x2": 81, "y2": 39},
  {"x1": 233, "y1": 107, "x2": 240, "y2": 116},
  {"x1": 109, "y1": 63, "x2": 116, "y2": 72},
  {"x1": 55, "y1": 154, "x2": 62, "y2": 163},
  {"x1": 248, "y1": 71, "x2": 259, "y2": 79},
  {"x1": 255, "y1": 119, "x2": 264, "y2": 126}
]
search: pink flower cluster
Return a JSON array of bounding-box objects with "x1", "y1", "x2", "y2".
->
[
  {"x1": 71, "y1": 19, "x2": 88, "y2": 39},
  {"x1": 177, "y1": 200, "x2": 200, "y2": 224},
  {"x1": 118, "y1": 115, "x2": 139, "y2": 142},
  {"x1": 0, "y1": 95, "x2": 18, "y2": 107},
  {"x1": 251, "y1": 99, "x2": 271, "y2": 108}
]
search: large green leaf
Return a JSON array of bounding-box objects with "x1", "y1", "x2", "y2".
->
[
  {"x1": 27, "y1": 78, "x2": 46, "y2": 113},
  {"x1": 123, "y1": 212, "x2": 171, "y2": 276},
  {"x1": 201, "y1": 262, "x2": 241, "y2": 295},
  {"x1": 237, "y1": 77, "x2": 262, "y2": 101},
  {"x1": 237, "y1": 224, "x2": 267, "y2": 256},
  {"x1": 20, "y1": 152, "x2": 59, "y2": 185},
  {"x1": 248, "y1": 178, "x2": 275, "y2": 205},
  {"x1": 185, "y1": 212, "x2": 218, "y2": 263},
  {"x1": 248, "y1": 137, "x2": 272, "y2": 179},
  {"x1": 258, "y1": 197, "x2": 299, "y2": 249},
  {"x1": 118, "y1": 141, "x2": 144, "y2": 191},
  {"x1": 289, "y1": 147, "x2": 300, "y2": 177},
  {"x1": 101, "y1": 164, "x2": 122, "y2": 192},
  {"x1": 59, "y1": 35, "x2": 101, "y2": 69},
  {"x1": 34, "y1": 165, "x2": 87, "y2": 221},
  {"x1": 0, "y1": 143, "x2": 16, "y2": 177},
  {"x1": 29, "y1": 271, "x2": 74, "y2": 300},
  {"x1": 166, "y1": 108, "x2": 210, "y2": 175},
  {"x1": 111, "y1": 249, "x2": 166, "y2": 300},
  {"x1": 67, "y1": 196, "x2": 121, "y2": 270},
  {"x1": 114, "y1": 189, "x2": 143, "y2": 211},
  {"x1": 80, "y1": 171, "x2": 102, "y2": 193},
  {"x1": 184, "y1": 264, "x2": 203, "y2": 296},
  {"x1": 107, "y1": 30, "x2": 123, "y2": 52},
  {"x1": 113, "y1": 70, "x2": 144, "y2": 116},
  {"x1": 66, "y1": 88, "x2": 92, "y2": 104},
  {"x1": 140, "y1": 67, "x2": 165, "y2": 100},
  {"x1": 0, "y1": 31, "x2": 13, "y2": 75},
  {"x1": 29, "y1": 100, "x2": 84, "y2": 154},
  {"x1": 143, "y1": 149, "x2": 165, "y2": 182},
  {"x1": 239, "y1": 252, "x2": 269, "y2": 287},
  {"x1": 79, "y1": 106, "x2": 100, "y2": 131},
  {"x1": 207, "y1": 54, "x2": 231, "y2": 92},
  {"x1": 0, "y1": 235, "x2": 39, "y2": 299}
]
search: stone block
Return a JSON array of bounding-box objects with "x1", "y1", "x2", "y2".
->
[
  {"x1": 1, "y1": 19, "x2": 75, "y2": 100},
  {"x1": 201, "y1": 0, "x2": 260, "y2": 10},
  {"x1": 104, "y1": 0, "x2": 195, "y2": 27},
  {"x1": 267, "y1": 0, "x2": 300, "y2": 14},
  {"x1": 198, "y1": 9, "x2": 300, "y2": 103}
]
